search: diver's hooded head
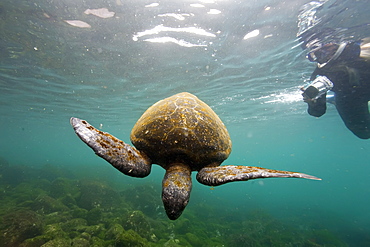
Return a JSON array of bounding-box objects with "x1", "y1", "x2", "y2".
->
[{"x1": 299, "y1": 28, "x2": 363, "y2": 67}]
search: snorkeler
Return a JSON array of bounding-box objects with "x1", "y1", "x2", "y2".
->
[{"x1": 300, "y1": 36, "x2": 370, "y2": 139}]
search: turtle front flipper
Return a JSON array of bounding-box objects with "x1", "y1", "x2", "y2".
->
[
  {"x1": 162, "y1": 163, "x2": 192, "y2": 220},
  {"x1": 196, "y1": 165, "x2": 321, "y2": 186},
  {"x1": 70, "y1": 117, "x2": 151, "y2": 177}
]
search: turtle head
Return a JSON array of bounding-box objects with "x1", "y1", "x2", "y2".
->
[{"x1": 162, "y1": 163, "x2": 192, "y2": 220}]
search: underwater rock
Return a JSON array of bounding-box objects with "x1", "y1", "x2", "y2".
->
[
  {"x1": 77, "y1": 180, "x2": 121, "y2": 210},
  {"x1": 106, "y1": 223, "x2": 125, "y2": 239},
  {"x1": 61, "y1": 218, "x2": 87, "y2": 233},
  {"x1": 115, "y1": 229, "x2": 149, "y2": 247},
  {"x1": 121, "y1": 184, "x2": 162, "y2": 218},
  {"x1": 308, "y1": 229, "x2": 347, "y2": 246},
  {"x1": 123, "y1": 210, "x2": 152, "y2": 239},
  {"x1": 0, "y1": 161, "x2": 347, "y2": 246},
  {"x1": 71, "y1": 237, "x2": 90, "y2": 247},
  {"x1": 148, "y1": 220, "x2": 173, "y2": 242},
  {"x1": 102, "y1": 207, "x2": 131, "y2": 227},
  {"x1": 19, "y1": 235, "x2": 49, "y2": 247},
  {"x1": 91, "y1": 236, "x2": 113, "y2": 246},
  {"x1": 86, "y1": 207, "x2": 102, "y2": 225},
  {"x1": 69, "y1": 231, "x2": 79, "y2": 240},
  {"x1": 59, "y1": 193, "x2": 78, "y2": 208},
  {"x1": 32, "y1": 194, "x2": 69, "y2": 214},
  {"x1": 0, "y1": 209, "x2": 43, "y2": 247},
  {"x1": 80, "y1": 231, "x2": 91, "y2": 241},
  {"x1": 71, "y1": 208, "x2": 88, "y2": 219},
  {"x1": 43, "y1": 224, "x2": 68, "y2": 239},
  {"x1": 12, "y1": 180, "x2": 49, "y2": 205},
  {"x1": 163, "y1": 238, "x2": 182, "y2": 247},
  {"x1": 40, "y1": 238, "x2": 72, "y2": 247},
  {"x1": 174, "y1": 218, "x2": 191, "y2": 235},
  {"x1": 83, "y1": 224, "x2": 106, "y2": 239},
  {"x1": 50, "y1": 178, "x2": 79, "y2": 199},
  {"x1": 43, "y1": 211, "x2": 73, "y2": 227},
  {"x1": 150, "y1": 233, "x2": 158, "y2": 242},
  {"x1": 31, "y1": 179, "x2": 53, "y2": 193},
  {"x1": 185, "y1": 232, "x2": 202, "y2": 246}
]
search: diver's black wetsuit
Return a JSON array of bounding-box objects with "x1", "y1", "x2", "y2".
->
[{"x1": 306, "y1": 45, "x2": 370, "y2": 139}]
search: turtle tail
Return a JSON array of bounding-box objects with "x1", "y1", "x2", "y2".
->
[{"x1": 162, "y1": 163, "x2": 192, "y2": 220}]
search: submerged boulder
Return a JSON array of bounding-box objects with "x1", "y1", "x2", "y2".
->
[
  {"x1": 106, "y1": 223, "x2": 125, "y2": 240},
  {"x1": 115, "y1": 229, "x2": 148, "y2": 247},
  {"x1": 32, "y1": 194, "x2": 69, "y2": 214},
  {"x1": 71, "y1": 237, "x2": 90, "y2": 247},
  {"x1": 123, "y1": 210, "x2": 152, "y2": 239},
  {"x1": 121, "y1": 184, "x2": 162, "y2": 217},
  {"x1": 77, "y1": 180, "x2": 121, "y2": 211},
  {"x1": 0, "y1": 209, "x2": 43, "y2": 247},
  {"x1": 50, "y1": 178, "x2": 79, "y2": 199},
  {"x1": 43, "y1": 223, "x2": 68, "y2": 240},
  {"x1": 40, "y1": 238, "x2": 72, "y2": 247}
]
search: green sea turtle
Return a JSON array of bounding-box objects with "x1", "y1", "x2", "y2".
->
[{"x1": 70, "y1": 92, "x2": 320, "y2": 220}]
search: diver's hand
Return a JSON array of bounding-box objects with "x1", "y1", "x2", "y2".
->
[{"x1": 300, "y1": 76, "x2": 333, "y2": 103}]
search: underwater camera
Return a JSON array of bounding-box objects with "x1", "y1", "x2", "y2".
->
[{"x1": 302, "y1": 75, "x2": 333, "y2": 100}]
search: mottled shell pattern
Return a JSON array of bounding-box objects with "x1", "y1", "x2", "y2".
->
[{"x1": 130, "y1": 92, "x2": 232, "y2": 171}]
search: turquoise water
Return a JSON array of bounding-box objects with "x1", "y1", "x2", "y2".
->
[{"x1": 1, "y1": 0, "x2": 370, "y2": 246}]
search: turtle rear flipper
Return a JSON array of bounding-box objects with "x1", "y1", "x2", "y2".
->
[
  {"x1": 196, "y1": 165, "x2": 321, "y2": 186},
  {"x1": 70, "y1": 117, "x2": 152, "y2": 177}
]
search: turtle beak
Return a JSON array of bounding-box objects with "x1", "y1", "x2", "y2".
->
[{"x1": 161, "y1": 163, "x2": 192, "y2": 220}]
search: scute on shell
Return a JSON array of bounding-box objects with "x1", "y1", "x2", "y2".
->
[{"x1": 130, "y1": 92, "x2": 232, "y2": 170}]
